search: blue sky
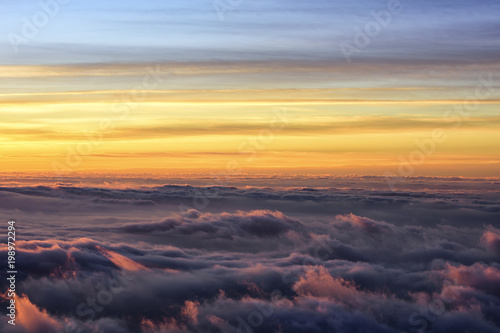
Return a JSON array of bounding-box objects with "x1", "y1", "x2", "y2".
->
[{"x1": 1, "y1": 0, "x2": 499, "y2": 65}]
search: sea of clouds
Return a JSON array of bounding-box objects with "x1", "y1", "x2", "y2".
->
[{"x1": 0, "y1": 176, "x2": 499, "y2": 332}]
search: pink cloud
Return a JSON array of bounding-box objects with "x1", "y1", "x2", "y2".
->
[
  {"x1": 181, "y1": 300, "x2": 199, "y2": 324},
  {"x1": 481, "y1": 227, "x2": 500, "y2": 254},
  {"x1": 335, "y1": 214, "x2": 394, "y2": 233}
]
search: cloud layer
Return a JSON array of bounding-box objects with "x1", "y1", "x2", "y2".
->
[{"x1": 0, "y1": 177, "x2": 499, "y2": 332}]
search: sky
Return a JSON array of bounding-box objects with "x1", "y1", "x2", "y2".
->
[{"x1": 1, "y1": 0, "x2": 499, "y2": 176}]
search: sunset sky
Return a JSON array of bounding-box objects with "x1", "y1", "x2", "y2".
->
[{"x1": 1, "y1": 0, "x2": 499, "y2": 176}]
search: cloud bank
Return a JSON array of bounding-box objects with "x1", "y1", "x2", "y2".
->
[{"x1": 0, "y1": 177, "x2": 499, "y2": 332}]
